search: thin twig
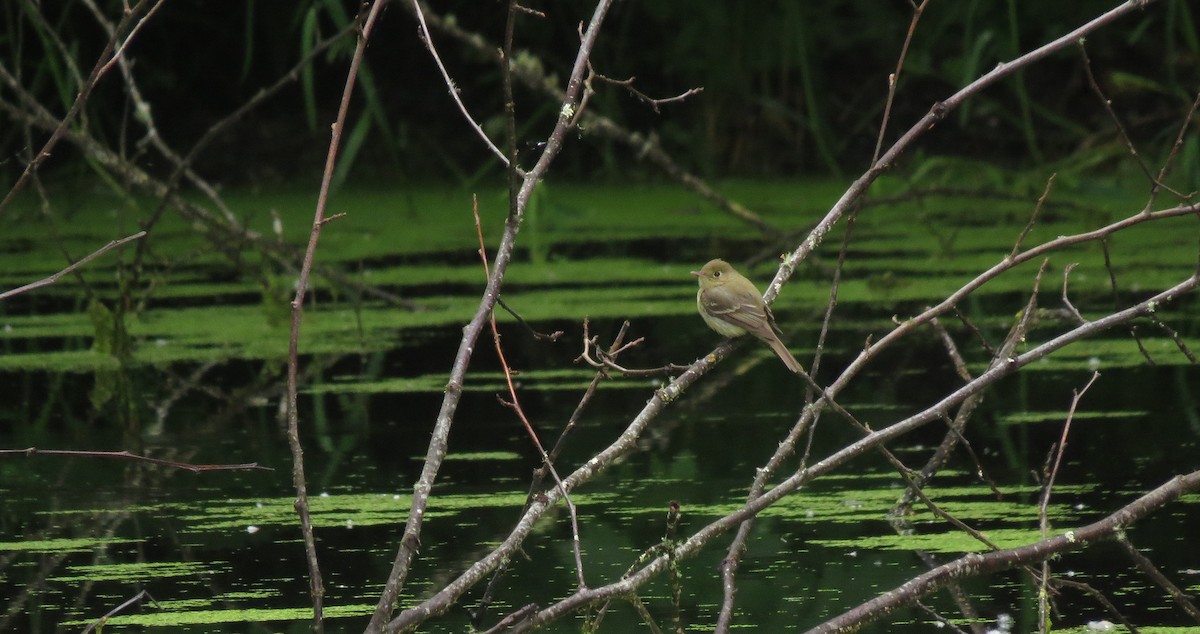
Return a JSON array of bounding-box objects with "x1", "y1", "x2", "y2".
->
[
  {"x1": 81, "y1": 590, "x2": 159, "y2": 634},
  {"x1": 1037, "y1": 370, "x2": 1100, "y2": 630},
  {"x1": 284, "y1": 2, "x2": 390, "y2": 630},
  {"x1": 1115, "y1": 531, "x2": 1200, "y2": 624},
  {"x1": 410, "y1": 0, "x2": 513, "y2": 169},
  {"x1": 0, "y1": 231, "x2": 146, "y2": 302},
  {"x1": 872, "y1": 0, "x2": 930, "y2": 165},
  {"x1": 371, "y1": 3, "x2": 618, "y2": 629},
  {"x1": 1078, "y1": 41, "x2": 1188, "y2": 202},
  {"x1": 0, "y1": 0, "x2": 158, "y2": 217},
  {"x1": 1038, "y1": 371, "x2": 1101, "y2": 523},
  {"x1": 1061, "y1": 263, "x2": 1088, "y2": 323},
  {"x1": 473, "y1": 197, "x2": 588, "y2": 590},
  {"x1": 497, "y1": 297, "x2": 564, "y2": 341},
  {"x1": 1049, "y1": 578, "x2": 1141, "y2": 634},
  {"x1": 1147, "y1": 89, "x2": 1200, "y2": 208},
  {"x1": 0, "y1": 448, "x2": 269, "y2": 472},
  {"x1": 913, "y1": 600, "x2": 971, "y2": 634},
  {"x1": 1100, "y1": 238, "x2": 1156, "y2": 364},
  {"x1": 591, "y1": 71, "x2": 704, "y2": 114},
  {"x1": 1011, "y1": 173, "x2": 1056, "y2": 258}
]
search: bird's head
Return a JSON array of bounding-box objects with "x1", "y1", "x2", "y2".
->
[{"x1": 690, "y1": 259, "x2": 735, "y2": 289}]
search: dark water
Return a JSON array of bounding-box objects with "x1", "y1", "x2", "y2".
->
[
  {"x1": 3, "y1": 336, "x2": 1198, "y2": 632},
  {"x1": 2, "y1": 183, "x2": 1199, "y2": 632}
]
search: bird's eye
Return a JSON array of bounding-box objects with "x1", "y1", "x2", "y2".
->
[{"x1": 713, "y1": 271, "x2": 722, "y2": 278}]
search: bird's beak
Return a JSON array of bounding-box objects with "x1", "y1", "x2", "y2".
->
[{"x1": 689, "y1": 270, "x2": 701, "y2": 277}]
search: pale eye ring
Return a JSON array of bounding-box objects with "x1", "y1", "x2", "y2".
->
[{"x1": 713, "y1": 271, "x2": 722, "y2": 278}]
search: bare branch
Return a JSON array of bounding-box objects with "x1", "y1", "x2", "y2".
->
[
  {"x1": 1116, "y1": 531, "x2": 1200, "y2": 624},
  {"x1": 0, "y1": 231, "x2": 147, "y2": 302},
  {"x1": 591, "y1": 71, "x2": 704, "y2": 113},
  {"x1": 473, "y1": 196, "x2": 587, "y2": 590},
  {"x1": 1077, "y1": 40, "x2": 1188, "y2": 203},
  {"x1": 284, "y1": 1, "x2": 391, "y2": 629},
  {"x1": 1011, "y1": 173, "x2": 1056, "y2": 258},
  {"x1": 0, "y1": 0, "x2": 161, "y2": 217},
  {"x1": 81, "y1": 590, "x2": 159, "y2": 634},
  {"x1": 371, "y1": 3, "x2": 619, "y2": 630},
  {"x1": 807, "y1": 471, "x2": 1200, "y2": 633},
  {"x1": 400, "y1": 2, "x2": 780, "y2": 237},
  {"x1": 410, "y1": 0, "x2": 513, "y2": 169},
  {"x1": 872, "y1": 0, "x2": 931, "y2": 165},
  {"x1": 0, "y1": 448, "x2": 269, "y2": 472}
]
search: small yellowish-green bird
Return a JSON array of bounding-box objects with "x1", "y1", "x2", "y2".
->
[{"x1": 691, "y1": 258, "x2": 804, "y2": 373}]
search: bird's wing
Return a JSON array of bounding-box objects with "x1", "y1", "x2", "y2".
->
[
  {"x1": 763, "y1": 303, "x2": 786, "y2": 338},
  {"x1": 701, "y1": 285, "x2": 776, "y2": 341}
]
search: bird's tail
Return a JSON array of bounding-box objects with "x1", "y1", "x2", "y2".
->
[{"x1": 766, "y1": 338, "x2": 804, "y2": 374}]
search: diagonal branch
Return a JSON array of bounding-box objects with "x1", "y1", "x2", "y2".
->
[
  {"x1": 393, "y1": 252, "x2": 1199, "y2": 631},
  {"x1": 806, "y1": 471, "x2": 1200, "y2": 633},
  {"x1": 0, "y1": 0, "x2": 162, "y2": 217},
  {"x1": 368, "y1": 2, "x2": 618, "y2": 631},
  {"x1": 0, "y1": 231, "x2": 146, "y2": 302}
]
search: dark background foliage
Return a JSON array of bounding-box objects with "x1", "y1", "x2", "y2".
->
[{"x1": 2, "y1": 0, "x2": 1197, "y2": 186}]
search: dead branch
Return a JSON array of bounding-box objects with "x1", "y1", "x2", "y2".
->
[
  {"x1": 806, "y1": 471, "x2": 1200, "y2": 633},
  {"x1": 0, "y1": 231, "x2": 146, "y2": 302},
  {"x1": 283, "y1": 2, "x2": 390, "y2": 630},
  {"x1": 369, "y1": 3, "x2": 619, "y2": 630},
  {"x1": 0, "y1": 448, "x2": 269, "y2": 472}
]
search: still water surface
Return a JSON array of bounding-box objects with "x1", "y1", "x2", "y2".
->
[{"x1": 1, "y1": 182, "x2": 1198, "y2": 632}]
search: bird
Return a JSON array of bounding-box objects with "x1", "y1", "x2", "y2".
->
[{"x1": 691, "y1": 258, "x2": 803, "y2": 373}]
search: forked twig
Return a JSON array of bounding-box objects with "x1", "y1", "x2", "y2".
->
[
  {"x1": 0, "y1": 0, "x2": 162, "y2": 217},
  {"x1": 473, "y1": 197, "x2": 588, "y2": 590},
  {"x1": 1078, "y1": 41, "x2": 1188, "y2": 203},
  {"x1": 1037, "y1": 370, "x2": 1100, "y2": 629},
  {"x1": 590, "y1": 69, "x2": 704, "y2": 114},
  {"x1": 373, "y1": 6, "x2": 619, "y2": 627},
  {"x1": 576, "y1": 319, "x2": 688, "y2": 376}
]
